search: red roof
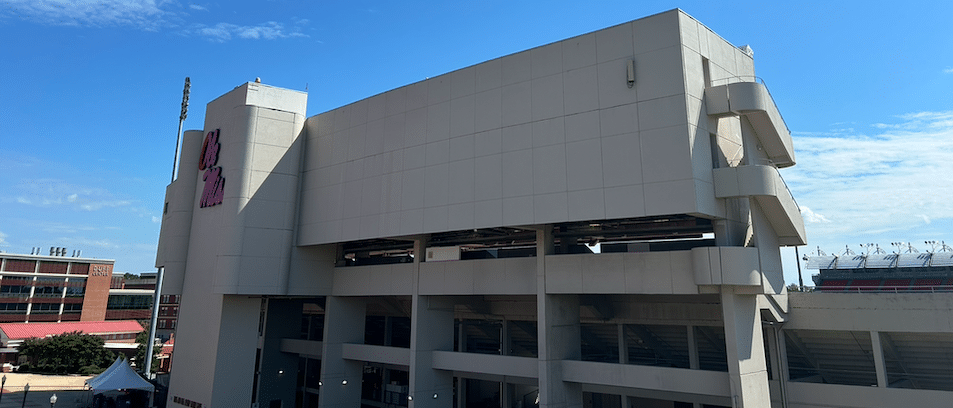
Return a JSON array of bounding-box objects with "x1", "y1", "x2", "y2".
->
[{"x1": 0, "y1": 321, "x2": 144, "y2": 340}]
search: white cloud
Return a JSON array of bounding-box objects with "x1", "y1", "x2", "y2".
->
[
  {"x1": 800, "y1": 207, "x2": 830, "y2": 223},
  {"x1": 784, "y1": 110, "x2": 953, "y2": 253},
  {"x1": 12, "y1": 178, "x2": 133, "y2": 212},
  {"x1": 152, "y1": 216, "x2": 161, "y2": 223},
  {"x1": 189, "y1": 4, "x2": 207, "y2": 11},
  {"x1": 191, "y1": 21, "x2": 308, "y2": 42},
  {"x1": 944, "y1": 67, "x2": 953, "y2": 74},
  {"x1": 2, "y1": 0, "x2": 168, "y2": 30},
  {"x1": 0, "y1": 231, "x2": 9, "y2": 247}
]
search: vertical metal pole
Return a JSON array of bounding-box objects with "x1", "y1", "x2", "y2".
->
[
  {"x1": 171, "y1": 77, "x2": 190, "y2": 183},
  {"x1": 795, "y1": 246, "x2": 804, "y2": 290},
  {"x1": 144, "y1": 267, "x2": 165, "y2": 378},
  {"x1": 20, "y1": 384, "x2": 28, "y2": 408}
]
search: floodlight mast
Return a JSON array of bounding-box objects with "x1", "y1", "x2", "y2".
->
[{"x1": 171, "y1": 77, "x2": 190, "y2": 183}]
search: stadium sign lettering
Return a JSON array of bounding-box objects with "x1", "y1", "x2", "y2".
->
[{"x1": 198, "y1": 129, "x2": 225, "y2": 208}]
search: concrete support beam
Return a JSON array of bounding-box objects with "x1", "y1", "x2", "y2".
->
[
  {"x1": 721, "y1": 287, "x2": 771, "y2": 407},
  {"x1": 537, "y1": 226, "x2": 583, "y2": 408},
  {"x1": 870, "y1": 331, "x2": 887, "y2": 388},
  {"x1": 409, "y1": 235, "x2": 454, "y2": 407},
  {"x1": 319, "y1": 296, "x2": 367, "y2": 407}
]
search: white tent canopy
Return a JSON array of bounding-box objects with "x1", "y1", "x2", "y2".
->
[{"x1": 85, "y1": 357, "x2": 154, "y2": 394}]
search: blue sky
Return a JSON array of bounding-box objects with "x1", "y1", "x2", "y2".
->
[{"x1": 1, "y1": 1, "x2": 951, "y2": 285}]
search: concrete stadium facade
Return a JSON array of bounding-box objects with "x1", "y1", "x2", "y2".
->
[{"x1": 155, "y1": 9, "x2": 953, "y2": 408}]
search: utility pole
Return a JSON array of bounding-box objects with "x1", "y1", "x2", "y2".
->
[{"x1": 171, "y1": 77, "x2": 190, "y2": 183}]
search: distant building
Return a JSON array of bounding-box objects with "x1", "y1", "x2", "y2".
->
[
  {"x1": 0, "y1": 248, "x2": 114, "y2": 323},
  {"x1": 808, "y1": 246, "x2": 953, "y2": 292}
]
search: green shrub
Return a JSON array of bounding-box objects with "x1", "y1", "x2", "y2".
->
[
  {"x1": 16, "y1": 362, "x2": 30, "y2": 373},
  {"x1": 79, "y1": 365, "x2": 104, "y2": 375}
]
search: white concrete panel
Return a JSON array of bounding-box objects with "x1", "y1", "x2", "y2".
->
[
  {"x1": 532, "y1": 42, "x2": 563, "y2": 78},
  {"x1": 604, "y1": 185, "x2": 645, "y2": 219},
  {"x1": 601, "y1": 132, "x2": 642, "y2": 188},
  {"x1": 642, "y1": 252, "x2": 675, "y2": 293},
  {"x1": 598, "y1": 58, "x2": 639, "y2": 108},
  {"x1": 533, "y1": 116, "x2": 565, "y2": 148},
  {"x1": 501, "y1": 149, "x2": 534, "y2": 198},
  {"x1": 359, "y1": 213, "x2": 382, "y2": 239},
  {"x1": 241, "y1": 198, "x2": 292, "y2": 229},
  {"x1": 348, "y1": 99, "x2": 368, "y2": 130},
  {"x1": 501, "y1": 81, "x2": 533, "y2": 127},
  {"x1": 474, "y1": 154, "x2": 503, "y2": 200},
  {"x1": 424, "y1": 163, "x2": 450, "y2": 207},
  {"x1": 708, "y1": 33, "x2": 738, "y2": 77},
  {"x1": 501, "y1": 51, "x2": 532, "y2": 86},
  {"x1": 642, "y1": 179, "x2": 697, "y2": 216},
  {"x1": 238, "y1": 255, "x2": 282, "y2": 290},
  {"x1": 428, "y1": 74, "x2": 452, "y2": 105},
  {"x1": 502, "y1": 195, "x2": 534, "y2": 225},
  {"x1": 440, "y1": 260, "x2": 475, "y2": 294},
  {"x1": 365, "y1": 118, "x2": 386, "y2": 156},
  {"x1": 367, "y1": 94, "x2": 386, "y2": 121},
  {"x1": 344, "y1": 159, "x2": 364, "y2": 183},
  {"x1": 329, "y1": 132, "x2": 348, "y2": 166},
  {"x1": 595, "y1": 22, "x2": 634, "y2": 63},
  {"x1": 474, "y1": 57, "x2": 502, "y2": 93},
  {"x1": 450, "y1": 94, "x2": 475, "y2": 137},
  {"x1": 425, "y1": 139, "x2": 450, "y2": 166},
  {"x1": 426, "y1": 102, "x2": 451, "y2": 142},
  {"x1": 472, "y1": 258, "x2": 508, "y2": 293},
  {"x1": 451, "y1": 66, "x2": 476, "y2": 100},
  {"x1": 632, "y1": 10, "x2": 680, "y2": 55},
  {"x1": 405, "y1": 81, "x2": 429, "y2": 112},
  {"x1": 474, "y1": 129, "x2": 502, "y2": 157},
  {"x1": 532, "y1": 73, "x2": 565, "y2": 121},
  {"x1": 474, "y1": 199, "x2": 503, "y2": 228},
  {"x1": 447, "y1": 202, "x2": 475, "y2": 231},
  {"x1": 362, "y1": 154, "x2": 383, "y2": 179},
  {"x1": 682, "y1": 48, "x2": 706, "y2": 103},
  {"x1": 669, "y1": 251, "x2": 697, "y2": 293},
  {"x1": 247, "y1": 170, "x2": 296, "y2": 202},
  {"x1": 399, "y1": 208, "x2": 424, "y2": 236},
  {"x1": 383, "y1": 172, "x2": 403, "y2": 213},
  {"x1": 581, "y1": 254, "x2": 626, "y2": 293},
  {"x1": 403, "y1": 107, "x2": 427, "y2": 147},
  {"x1": 562, "y1": 32, "x2": 597, "y2": 71},
  {"x1": 567, "y1": 189, "x2": 606, "y2": 220},
  {"x1": 423, "y1": 205, "x2": 449, "y2": 233},
  {"x1": 502, "y1": 122, "x2": 532, "y2": 152},
  {"x1": 449, "y1": 134, "x2": 475, "y2": 162},
  {"x1": 402, "y1": 144, "x2": 426, "y2": 170},
  {"x1": 533, "y1": 144, "x2": 567, "y2": 194},
  {"x1": 565, "y1": 110, "x2": 601, "y2": 142},
  {"x1": 503, "y1": 258, "x2": 537, "y2": 294},
  {"x1": 380, "y1": 211, "x2": 401, "y2": 237},
  {"x1": 534, "y1": 192, "x2": 568, "y2": 224},
  {"x1": 342, "y1": 179, "x2": 363, "y2": 220},
  {"x1": 678, "y1": 12, "x2": 701, "y2": 54},
  {"x1": 544, "y1": 254, "x2": 583, "y2": 293},
  {"x1": 332, "y1": 105, "x2": 351, "y2": 134},
  {"x1": 361, "y1": 175, "x2": 383, "y2": 216},
  {"x1": 640, "y1": 125, "x2": 692, "y2": 183},
  {"x1": 385, "y1": 87, "x2": 407, "y2": 117},
  {"x1": 448, "y1": 159, "x2": 475, "y2": 204},
  {"x1": 563, "y1": 65, "x2": 599, "y2": 115},
  {"x1": 636, "y1": 46, "x2": 686, "y2": 102},
  {"x1": 401, "y1": 167, "x2": 426, "y2": 210},
  {"x1": 566, "y1": 139, "x2": 603, "y2": 191},
  {"x1": 474, "y1": 88, "x2": 503, "y2": 132},
  {"x1": 599, "y1": 103, "x2": 639, "y2": 137}
]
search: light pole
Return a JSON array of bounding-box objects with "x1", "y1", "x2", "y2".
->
[
  {"x1": 0, "y1": 374, "x2": 6, "y2": 404},
  {"x1": 50, "y1": 393, "x2": 57, "y2": 408},
  {"x1": 20, "y1": 383, "x2": 29, "y2": 408}
]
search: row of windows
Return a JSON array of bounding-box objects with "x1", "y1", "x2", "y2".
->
[
  {"x1": 107, "y1": 295, "x2": 153, "y2": 310},
  {"x1": 1, "y1": 260, "x2": 94, "y2": 275},
  {"x1": 158, "y1": 319, "x2": 177, "y2": 329},
  {"x1": 0, "y1": 286, "x2": 86, "y2": 296}
]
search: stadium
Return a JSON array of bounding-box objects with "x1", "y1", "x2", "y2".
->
[{"x1": 155, "y1": 9, "x2": 953, "y2": 408}]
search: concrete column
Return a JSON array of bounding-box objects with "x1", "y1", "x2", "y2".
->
[
  {"x1": 871, "y1": 331, "x2": 887, "y2": 387},
  {"x1": 257, "y1": 298, "x2": 303, "y2": 407},
  {"x1": 319, "y1": 296, "x2": 366, "y2": 408},
  {"x1": 721, "y1": 287, "x2": 770, "y2": 408},
  {"x1": 410, "y1": 236, "x2": 454, "y2": 407},
  {"x1": 618, "y1": 324, "x2": 628, "y2": 364},
  {"x1": 537, "y1": 226, "x2": 583, "y2": 408},
  {"x1": 687, "y1": 325, "x2": 702, "y2": 408}
]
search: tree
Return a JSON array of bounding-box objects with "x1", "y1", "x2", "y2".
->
[
  {"x1": 135, "y1": 331, "x2": 161, "y2": 374},
  {"x1": 786, "y1": 283, "x2": 803, "y2": 292},
  {"x1": 18, "y1": 331, "x2": 114, "y2": 374}
]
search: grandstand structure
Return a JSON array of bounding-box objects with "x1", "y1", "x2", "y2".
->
[
  {"x1": 808, "y1": 243, "x2": 953, "y2": 292},
  {"x1": 155, "y1": 9, "x2": 953, "y2": 408}
]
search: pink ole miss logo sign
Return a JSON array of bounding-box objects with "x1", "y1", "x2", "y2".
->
[{"x1": 198, "y1": 129, "x2": 225, "y2": 208}]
